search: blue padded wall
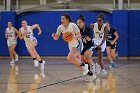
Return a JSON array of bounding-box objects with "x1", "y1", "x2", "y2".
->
[
  {"x1": 128, "y1": 10, "x2": 140, "y2": 56},
  {"x1": 112, "y1": 10, "x2": 129, "y2": 57},
  {"x1": 0, "y1": 11, "x2": 16, "y2": 56},
  {"x1": 1, "y1": 10, "x2": 140, "y2": 57}
]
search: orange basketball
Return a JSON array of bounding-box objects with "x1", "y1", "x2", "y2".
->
[{"x1": 62, "y1": 31, "x2": 73, "y2": 42}]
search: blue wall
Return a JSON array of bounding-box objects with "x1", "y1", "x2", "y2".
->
[
  {"x1": 0, "y1": 11, "x2": 16, "y2": 56},
  {"x1": 112, "y1": 10, "x2": 129, "y2": 57},
  {"x1": 128, "y1": 10, "x2": 140, "y2": 56},
  {"x1": 0, "y1": 10, "x2": 140, "y2": 57}
]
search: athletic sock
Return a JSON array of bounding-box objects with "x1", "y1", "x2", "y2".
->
[
  {"x1": 85, "y1": 62, "x2": 91, "y2": 71},
  {"x1": 39, "y1": 60, "x2": 43, "y2": 63},
  {"x1": 33, "y1": 58, "x2": 36, "y2": 61}
]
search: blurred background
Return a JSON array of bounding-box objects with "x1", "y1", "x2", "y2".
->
[{"x1": 0, "y1": 0, "x2": 140, "y2": 57}]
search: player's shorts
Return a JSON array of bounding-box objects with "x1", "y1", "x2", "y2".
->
[
  {"x1": 7, "y1": 40, "x2": 17, "y2": 47},
  {"x1": 81, "y1": 44, "x2": 94, "y2": 55},
  {"x1": 94, "y1": 40, "x2": 106, "y2": 52},
  {"x1": 106, "y1": 40, "x2": 117, "y2": 49},
  {"x1": 25, "y1": 37, "x2": 38, "y2": 48},
  {"x1": 69, "y1": 40, "x2": 83, "y2": 53}
]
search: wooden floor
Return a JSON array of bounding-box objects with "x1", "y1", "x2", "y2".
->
[{"x1": 0, "y1": 58, "x2": 140, "y2": 93}]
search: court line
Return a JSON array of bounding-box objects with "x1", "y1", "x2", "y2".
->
[
  {"x1": 21, "y1": 75, "x2": 84, "y2": 93},
  {"x1": 21, "y1": 63, "x2": 128, "y2": 93}
]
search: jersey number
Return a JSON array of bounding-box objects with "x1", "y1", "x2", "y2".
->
[
  {"x1": 98, "y1": 33, "x2": 103, "y2": 38},
  {"x1": 26, "y1": 32, "x2": 31, "y2": 38},
  {"x1": 26, "y1": 35, "x2": 30, "y2": 38}
]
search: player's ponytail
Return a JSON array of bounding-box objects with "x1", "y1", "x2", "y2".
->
[
  {"x1": 77, "y1": 14, "x2": 85, "y2": 22},
  {"x1": 98, "y1": 13, "x2": 105, "y2": 20}
]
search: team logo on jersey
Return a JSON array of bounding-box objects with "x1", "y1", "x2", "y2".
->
[{"x1": 96, "y1": 32, "x2": 104, "y2": 38}]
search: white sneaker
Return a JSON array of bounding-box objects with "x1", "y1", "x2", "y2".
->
[
  {"x1": 15, "y1": 54, "x2": 19, "y2": 62},
  {"x1": 40, "y1": 60, "x2": 45, "y2": 70},
  {"x1": 101, "y1": 69, "x2": 107, "y2": 75},
  {"x1": 82, "y1": 64, "x2": 89, "y2": 76},
  {"x1": 95, "y1": 63, "x2": 101, "y2": 74},
  {"x1": 87, "y1": 73, "x2": 97, "y2": 83},
  {"x1": 92, "y1": 74, "x2": 97, "y2": 80},
  {"x1": 34, "y1": 60, "x2": 39, "y2": 67},
  {"x1": 10, "y1": 59, "x2": 15, "y2": 64}
]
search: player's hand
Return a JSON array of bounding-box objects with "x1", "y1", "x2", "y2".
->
[
  {"x1": 97, "y1": 45, "x2": 101, "y2": 49},
  {"x1": 38, "y1": 30, "x2": 42, "y2": 35},
  {"x1": 52, "y1": 33, "x2": 56, "y2": 38},
  {"x1": 85, "y1": 36, "x2": 91, "y2": 41}
]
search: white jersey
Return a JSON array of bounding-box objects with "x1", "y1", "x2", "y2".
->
[
  {"x1": 56, "y1": 22, "x2": 83, "y2": 51},
  {"x1": 93, "y1": 23, "x2": 106, "y2": 45},
  {"x1": 20, "y1": 26, "x2": 34, "y2": 44},
  {"x1": 6, "y1": 27, "x2": 16, "y2": 42}
]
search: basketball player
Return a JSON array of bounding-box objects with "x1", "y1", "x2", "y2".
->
[
  {"x1": 90, "y1": 13, "x2": 107, "y2": 75},
  {"x1": 105, "y1": 22, "x2": 119, "y2": 70},
  {"x1": 19, "y1": 20, "x2": 45, "y2": 70},
  {"x1": 5, "y1": 22, "x2": 19, "y2": 64},
  {"x1": 76, "y1": 15, "x2": 96, "y2": 74},
  {"x1": 52, "y1": 14, "x2": 92, "y2": 76}
]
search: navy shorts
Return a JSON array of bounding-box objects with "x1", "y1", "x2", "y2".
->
[
  {"x1": 106, "y1": 41, "x2": 117, "y2": 49},
  {"x1": 81, "y1": 45, "x2": 94, "y2": 55}
]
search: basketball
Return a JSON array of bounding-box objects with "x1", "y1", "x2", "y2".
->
[{"x1": 62, "y1": 31, "x2": 73, "y2": 42}]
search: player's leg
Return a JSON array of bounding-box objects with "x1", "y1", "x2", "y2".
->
[
  {"x1": 10, "y1": 43, "x2": 18, "y2": 62},
  {"x1": 8, "y1": 46, "x2": 15, "y2": 64}
]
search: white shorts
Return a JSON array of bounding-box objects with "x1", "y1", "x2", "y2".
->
[
  {"x1": 94, "y1": 40, "x2": 106, "y2": 52},
  {"x1": 25, "y1": 37, "x2": 38, "y2": 48},
  {"x1": 68, "y1": 40, "x2": 83, "y2": 53},
  {"x1": 7, "y1": 40, "x2": 17, "y2": 47}
]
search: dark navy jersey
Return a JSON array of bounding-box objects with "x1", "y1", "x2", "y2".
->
[
  {"x1": 80, "y1": 26, "x2": 93, "y2": 46},
  {"x1": 107, "y1": 27, "x2": 116, "y2": 42}
]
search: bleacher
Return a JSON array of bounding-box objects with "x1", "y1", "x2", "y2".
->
[{"x1": 0, "y1": 0, "x2": 140, "y2": 11}]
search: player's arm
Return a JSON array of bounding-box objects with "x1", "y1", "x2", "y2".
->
[
  {"x1": 18, "y1": 30, "x2": 26, "y2": 39},
  {"x1": 31, "y1": 24, "x2": 42, "y2": 35},
  {"x1": 99, "y1": 26, "x2": 107, "y2": 47},
  {"x1": 73, "y1": 24, "x2": 81, "y2": 39},
  {"x1": 112, "y1": 31, "x2": 119, "y2": 44},
  {"x1": 13, "y1": 27, "x2": 19, "y2": 38},
  {"x1": 52, "y1": 25, "x2": 61, "y2": 40},
  {"x1": 75, "y1": 32, "x2": 81, "y2": 39}
]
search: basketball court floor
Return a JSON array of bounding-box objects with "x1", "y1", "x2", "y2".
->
[{"x1": 0, "y1": 58, "x2": 139, "y2": 93}]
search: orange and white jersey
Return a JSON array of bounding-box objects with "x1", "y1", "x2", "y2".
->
[{"x1": 56, "y1": 22, "x2": 83, "y2": 51}]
